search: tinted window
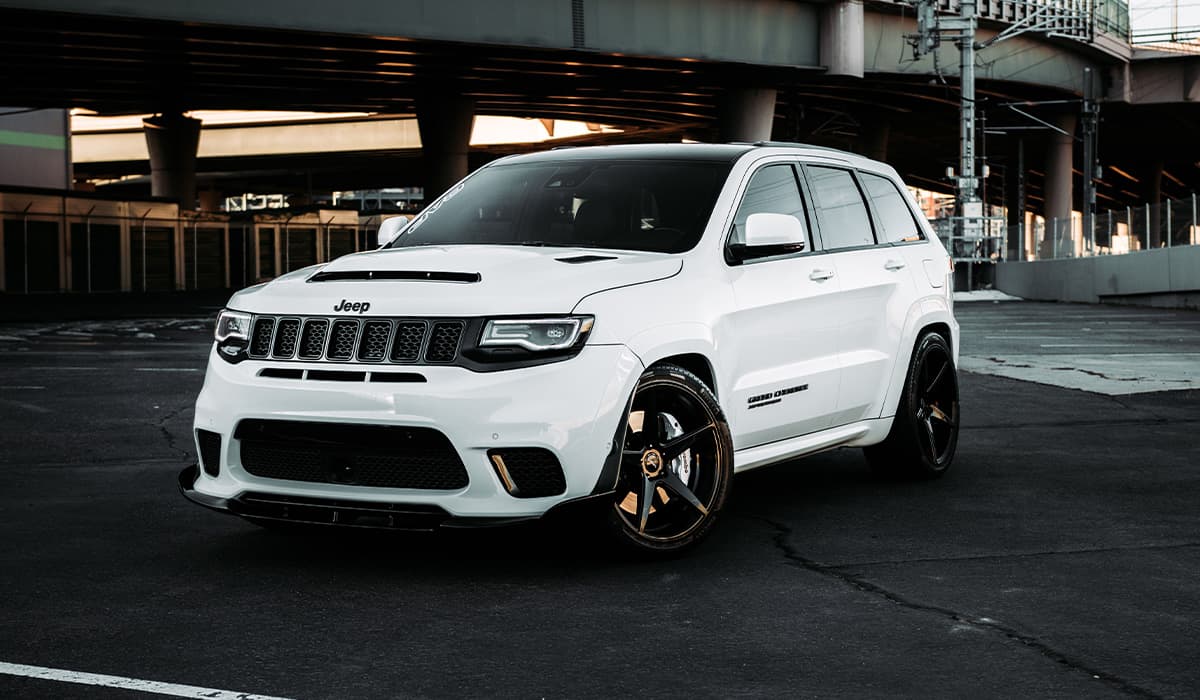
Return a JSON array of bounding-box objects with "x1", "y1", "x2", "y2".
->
[
  {"x1": 806, "y1": 166, "x2": 874, "y2": 250},
  {"x1": 729, "y1": 164, "x2": 808, "y2": 247},
  {"x1": 861, "y1": 171, "x2": 924, "y2": 243},
  {"x1": 390, "y1": 160, "x2": 730, "y2": 254}
]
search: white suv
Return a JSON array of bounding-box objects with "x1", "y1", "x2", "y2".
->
[{"x1": 181, "y1": 143, "x2": 960, "y2": 554}]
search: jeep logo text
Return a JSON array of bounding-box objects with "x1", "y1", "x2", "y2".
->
[{"x1": 333, "y1": 299, "x2": 371, "y2": 314}]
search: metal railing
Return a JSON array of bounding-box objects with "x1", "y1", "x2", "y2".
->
[{"x1": 1008, "y1": 194, "x2": 1200, "y2": 261}]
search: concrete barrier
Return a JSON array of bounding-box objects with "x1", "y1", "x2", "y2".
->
[{"x1": 995, "y1": 245, "x2": 1200, "y2": 309}]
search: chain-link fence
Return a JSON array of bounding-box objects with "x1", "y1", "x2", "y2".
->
[{"x1": 1006, "y1": 195, "x2": 1200, "y2": 261}]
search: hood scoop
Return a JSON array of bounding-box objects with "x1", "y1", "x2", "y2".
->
[
  {"x1": 308, "y1": 270, "x2": 481, "y2": 283},
  {"x1": 556, "y1": 254, "x2": 619, "y2": 264}
]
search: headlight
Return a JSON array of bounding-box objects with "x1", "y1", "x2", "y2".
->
[
  {"x1": 480, "y1": 316, "x2": 594, "y2": 352},
  {"x1": 214, "y1": 309, "x2": 252, "y2": 342}
]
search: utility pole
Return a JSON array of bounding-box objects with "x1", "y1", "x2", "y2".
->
[{"x1": 1081, "y1": 67, "x2": 1099, "y2": 251}]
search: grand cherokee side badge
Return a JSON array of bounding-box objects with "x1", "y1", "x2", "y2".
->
[
  {"x1": 333, "y1": 299, "x2": 371, "y2": 313},
  {"x1": 748, "y1": 384, "x2": 808, "y2": 409}
]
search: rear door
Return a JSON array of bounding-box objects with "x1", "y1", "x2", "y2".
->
[
  {"x1": 721, "y1": 161, "x2": 843, "y2": 448},
  {"x1": 801, "y1": 164, "x2": 920, "y2": 425}
]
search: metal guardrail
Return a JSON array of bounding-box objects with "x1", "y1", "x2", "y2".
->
[
  {"x1": 875, "y1": 0, "x2": 1130, "y2": 41},
  {"x1": 1014, "y1": 195, "x2": 1200, "y2": 261}
]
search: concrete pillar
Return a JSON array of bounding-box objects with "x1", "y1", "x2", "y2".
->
[
  {"x1": 416, "y1": 93, "x2": 475, "y2": 202},
  {"x1": 143, "y1": 112, "x2": 201, "y2": 208},
  {"x1": 820, "y1": 0, "x2": 865, "y2": 78},
  {"x1": 1040, "y1": 113, "x2": 1076, "y2": 259},
  {"x1": 717, "y1": 88, "x2": 777, "y2": 143}
]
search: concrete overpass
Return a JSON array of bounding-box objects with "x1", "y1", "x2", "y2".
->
[{"x1": 2, "y1": 0, "x2": 1200, "y2": 228}]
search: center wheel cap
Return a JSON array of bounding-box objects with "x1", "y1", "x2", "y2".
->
[{"x1": 641, "y1": 449, "x2": 664, "y2": 478}]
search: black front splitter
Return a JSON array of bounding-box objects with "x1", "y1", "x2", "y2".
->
[{"x1": 178, "y1": 464, "x2": 613, "y2": 531}]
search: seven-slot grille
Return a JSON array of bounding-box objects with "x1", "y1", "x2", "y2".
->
[{"x1": 247, "y1": 315, "x2": 466, "y2": 365}]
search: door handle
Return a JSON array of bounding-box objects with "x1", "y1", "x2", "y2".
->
[
  {"x1": 809, "y1": 269, "x2": 835, "y2": 282},
  {"x1": 884, "y1": 259, "x2": 907, "y2": 271}
]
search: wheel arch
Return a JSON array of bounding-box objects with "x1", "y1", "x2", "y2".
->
[
  {"x1": 878, "y1": 300, "x2": 958, "y2": 420},
  {"x1": 646, "y1": 353, "x2": 718, "y2": 399}
]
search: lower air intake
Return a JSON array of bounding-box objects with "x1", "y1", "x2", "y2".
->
[
  {"x1": 236, "y1": 419, "x2": 469, "y2": 490},
  {"x1": 489, "y1": 448, "x2": 566, "y2": 498}
]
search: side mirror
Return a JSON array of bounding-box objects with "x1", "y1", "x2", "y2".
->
[
  {"x1": 377, "y1": 216, "x2": 409, "y2": 248},
  {"x1": 729, "y1": 212, "x2": 807, "y2": 263}
]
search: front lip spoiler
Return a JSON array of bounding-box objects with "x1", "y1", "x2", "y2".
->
[{"x1": 178, "y1": 464, "x2": 614, "y2": 531}]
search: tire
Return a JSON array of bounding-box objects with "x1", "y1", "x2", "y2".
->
[
  {"x1": 606, "y1": 364, "x2": 734, "y2": 556},
  {"x1": 864, "y1": 332, "x2": 960, "y2": 480}
]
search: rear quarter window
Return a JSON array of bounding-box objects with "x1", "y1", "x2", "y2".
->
[{"x1": 860, "y1": 172, "x2": 925, "y2": 244}]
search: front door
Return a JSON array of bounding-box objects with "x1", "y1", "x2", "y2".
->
[{"x1": 722, "y1": 162, "x2": 843, "y2": 449}]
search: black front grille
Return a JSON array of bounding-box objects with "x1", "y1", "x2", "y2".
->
[
  {"x1": 197, "y1": 429, "x2": 222, "y2": 477},
  {"x1": 298, "y1": 319, "x2": 328, "y2": 359},
  {"x1": 390, "y1": 321, "x2": 427, "y2": 363},
  {"x1": 358, "y1": 320, "x2": 391, "y2": 361},
  {"x1": 490, "y1": 448, "x2": 566, "y2": 498},
  {"x1": 249, "y1": 317, "x2": 275, "y2": 357},
  {"x1": 245, "y1": 314, "x2": 466, "y2": 365},
  {"x1": 328, "y1": 320, "x2": 358, "y2": 360},
  {"x1": 272, "y1": 319, "x2": 300, "y2": 358},
  {"x1": 426, "y1": 322, "x2": 465, "y2": 363},
  {"x1": 236, "y1": 419, "x2": 469, "y2": 490}
]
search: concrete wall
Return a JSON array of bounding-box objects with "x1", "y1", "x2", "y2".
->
[
  {"x1": 996, "y1": 245, "x2": 1200, "y2": 309},
  {"x1": 0, "y1": 108, "x2": 71, "y2": 190}
]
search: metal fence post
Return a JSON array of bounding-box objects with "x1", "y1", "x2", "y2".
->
[
  {"x1": 1145, "y1": 203, "x2": 1151, "y2": 248},
  {"x1": 1107, "y1": 210, "x2": 1112, "y2": 253},
  {"x1": 1166, "y1": 200, "x2": 1172, "y2": 248},
  {"x1": 1193, "y1": 193, "x2": 1197, "y2": 245}
]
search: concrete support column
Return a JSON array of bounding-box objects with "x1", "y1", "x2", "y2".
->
[
  {"x1": 820, "y1": 0, "x2": 865, "y2": 78},
  {"x1": 416, "y1": 93, "x2": 475, "y2": 202},
  {"x1": 1040, "y1": 113, "x2": 1076, "y2": 259},
  {"x1": 143, "y1": 112, "x2": 201, "y2": 209},
  {"x1": 717, "y1": 88, "x2": 777, "y2": 143}
]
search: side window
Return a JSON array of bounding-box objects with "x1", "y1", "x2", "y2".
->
[
  {"x1": 729, "y1": 164, "x2": 809, "y2": 249},
  {"x1": 861, "y1": 172, "x2": 925, "y2": 243},
  {"x1": 806, "y1": 166, "x2": 875, "y2": 250}
]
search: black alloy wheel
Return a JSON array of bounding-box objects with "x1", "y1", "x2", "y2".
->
[
  {"x1": 608, "y1": 365, "x2": 733, "y2": 554},
  {"x1": 864, "y1": 332, "x2": 960, "y2": 479}
]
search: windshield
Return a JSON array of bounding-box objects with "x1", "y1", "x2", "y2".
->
[{"x1": 389, "y1": 159, "x2": 731, "y2": 253}]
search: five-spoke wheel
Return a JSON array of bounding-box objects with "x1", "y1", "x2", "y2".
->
[
  {"x1": 865, "y1": 332, "x2": 960, "y2": 479},
  {"x1": 608, "y1": 364, "x2": 733, "y2": 554}
]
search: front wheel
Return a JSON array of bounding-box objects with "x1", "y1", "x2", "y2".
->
[
  {"x1": 864, "y1": 332, "x2": 960, "y2": 479},
  {"x1": 606, "y1": 365, "x2": 733, "y2": 555}
]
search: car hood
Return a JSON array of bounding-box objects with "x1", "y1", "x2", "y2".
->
[{"x1": 227, "y1": 244, "x2": 682, "y2": 316}]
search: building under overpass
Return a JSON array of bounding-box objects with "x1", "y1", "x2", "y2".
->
[{"x1": 2, "y1": 0, "x2": 1200, "y2": 294}]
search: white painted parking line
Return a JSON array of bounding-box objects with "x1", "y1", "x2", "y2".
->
[
  {"x1": 134, "y1": 368, "x2": 203, "y2": 372},
  {"x1": 0, "y1": 398, "x2": 50, "y2": 414},
  {"x1": 0, "y1": 661, "x2": 294, "y2": 700},
  {"x1": 0, "y1": 386, "x2": 45, "y2": 390},
  {"x1": 1039, "y1": 344, "x2": 1132, "y2": 348}
]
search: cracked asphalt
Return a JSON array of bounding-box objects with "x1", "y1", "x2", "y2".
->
[{"x1": 1, "y1": 302, "x2": 1198, "y2": 699}]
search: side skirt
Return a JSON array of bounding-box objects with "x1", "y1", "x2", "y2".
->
[{"x1": 733, "y1": 418, "x2": 893, "y2": 473}]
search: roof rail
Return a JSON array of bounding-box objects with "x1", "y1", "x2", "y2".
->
[{"x1": 731, "y1": 141, "x2": 861, "y2": 157}]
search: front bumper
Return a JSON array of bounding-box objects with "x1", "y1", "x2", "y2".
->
[{"x1": 188, "y1": 343, "x2": 643, "y2": 519}]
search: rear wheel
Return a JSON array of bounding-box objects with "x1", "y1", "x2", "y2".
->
[
  {"x1": 606, "y1": 365, "x2": 733, "y2": 555},
  {"x1": 864, "y1": 332, "x2": 959, "y2": 479}
]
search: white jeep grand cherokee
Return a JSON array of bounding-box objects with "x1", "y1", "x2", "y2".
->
[{"x1": 181, "y1": 143, "x2": 960, "y2": 554}]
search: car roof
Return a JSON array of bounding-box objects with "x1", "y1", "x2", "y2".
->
[{"x1": 492, "y1": 142, "x2": 890, "y2": 172}]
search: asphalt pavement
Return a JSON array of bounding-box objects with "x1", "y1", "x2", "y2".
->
[{"x1": 1, "y1": 301, "x2": 1198, "y2": 699}]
